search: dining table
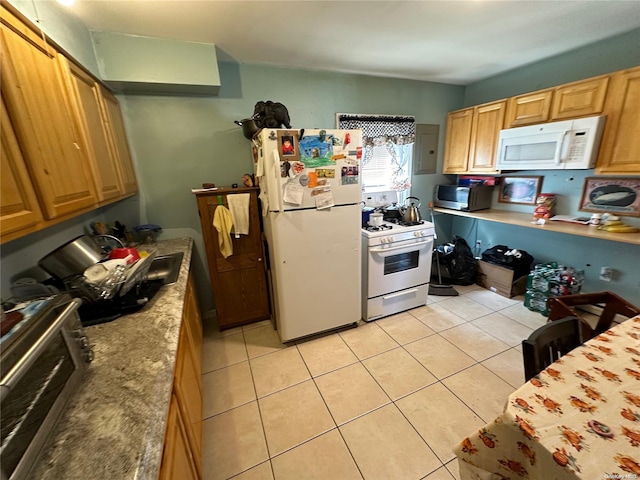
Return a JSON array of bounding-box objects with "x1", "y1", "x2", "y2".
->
[{"x1": 454, "y1": 315, "x2": 640, "y2": 479}]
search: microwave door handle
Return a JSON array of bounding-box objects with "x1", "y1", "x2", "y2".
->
[
  {"x1": 0, "y1": 299, "x2": 82, "y2": 402},
  {"x1": 554, "y1": 130, "x2": 569, "y2": 166}
]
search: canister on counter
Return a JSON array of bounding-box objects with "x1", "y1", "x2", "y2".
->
[
  {"x1": 589, "y1": 213, "x2": 602, "y2": 226},
  {"x1": 533, "y1": 193, "x2": 556, "y2": 220}
]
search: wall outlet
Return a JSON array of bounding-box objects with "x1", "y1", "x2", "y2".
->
[{"x1": 600, "y1": 266, "x2": 613, "y2": 282}]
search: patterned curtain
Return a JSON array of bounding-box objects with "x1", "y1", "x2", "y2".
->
[{"x1": 337, "y1": 114, "x2": 415, "y2": 192}]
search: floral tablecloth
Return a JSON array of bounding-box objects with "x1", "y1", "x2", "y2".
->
[{"x1": 454, "y1": 315, "x2": 640, "y2": 480}]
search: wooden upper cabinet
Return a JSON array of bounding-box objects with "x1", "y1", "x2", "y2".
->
[
  {"x1": 596, "y1": 66, "x2": 640, "y2": 174},
  {"x1": 551, "y1": 75, "x2": 609, "y2": 120},
  {"x1": 443, "y1": 108, "x2": 473, "y2": 173},
  {"x1": 100, "y1": 89, "x2": 138, "y2": 196},
  {"x1": 1, "y1": 96, "x2": 44, "y2": 238},
  {"x1": 58, "y1": 55, "x2": 124, "y2": 202},
  {"x1": 0, "y1": 7, "x2": 98, "y2": 219},
  {"x1": 468, "y1": 100, "x2": 506, "y2": 173},
  {"x1": 506, "y1": 89, "x2": 553, "y2": 127}
]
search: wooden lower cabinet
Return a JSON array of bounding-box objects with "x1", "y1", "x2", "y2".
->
[
  {"x1": 196, "y1": 187, "x2": 270, "y2": 329},
  {"x1": 160, "y1": 394, "x2": 199, "y2": 480},
  {"x1": 160, "y1": 271, "x2": 202, "y2": 479}
]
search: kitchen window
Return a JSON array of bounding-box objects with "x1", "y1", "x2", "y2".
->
[{"x1": 337, "y1": 114, "x2": 415, "y2": 204}]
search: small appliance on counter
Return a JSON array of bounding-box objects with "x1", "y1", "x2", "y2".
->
[
  {"x1": 433, "y1": 184, "x2": 493, "y2": 212},
  {"x1": 1, "y1": 294, "x2": 92, "y2": 480}
]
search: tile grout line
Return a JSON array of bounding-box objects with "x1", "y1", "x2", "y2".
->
[{"x1": 201, "y1": 290, "x2": 534, "y2": 479}]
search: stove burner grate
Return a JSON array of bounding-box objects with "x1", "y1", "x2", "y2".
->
[
  {"x1": 363, "y1": 224, "x2": 393, "y2": 232},
  {"x1": 385, "y1": 219, "x2": 424, "y2": 227}
]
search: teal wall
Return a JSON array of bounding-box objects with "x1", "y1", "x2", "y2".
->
[
  {"x1": 8, "y1": 0, "x2": 100, "y2": 76},
  {"x1": 2, "y1": 0, "x2": 638, "y2": 312},
  {"x1": 121, "y1": 65, "x2": 463, "y2": 312},
  {"x1": 452, "y1": 31, "x2": 640, "y2": 307},
  {"x1": 464, "y1": 28, "x2": 640, "y2": 106},
  {"x1": 1, "y1": 0, "x2": 463, "y2": 314}
]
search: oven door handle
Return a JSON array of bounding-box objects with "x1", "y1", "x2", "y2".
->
[
  {"x1": 0, "y1": 298, "x2": 82, "y2": 402},
  {"x1": 369, "y1": 239, "x2": 432, "y2": 254}
]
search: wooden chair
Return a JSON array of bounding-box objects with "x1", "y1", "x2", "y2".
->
[
  {"x1": 548, "y1": 291, "x2": 640, "y2": 340},
  {"x1": 522, "y1": 316, "x2": 583, "y2": 381}
]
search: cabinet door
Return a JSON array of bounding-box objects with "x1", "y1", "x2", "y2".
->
[
  {"x1": 198, "y1": 190, "x2": 270, "y2": 328},
  {"x1": 0, "y1": 8, "x2": 98, "y2": 219},
  {"x1": 443, "y1": 108, "x2": 473, "y2": 173},
  {"x1": 468, "y1": 100, "x2": 506, "y2": 173},
  {"x1": 100, "y1": 89, "x2": 138, "y2": 195},
  {"x1": 1, "y1": 96, "x2": 43, "y2": 238},
  {"x1": 551, "y1": 75, "x2": 609, "y2": 120},
  {"x1": 58, "y1": 55, "x2": 124, "y2": 202},
  {"x1": 506, "y1": 89, "x2": 553, "y2": 127},
  {"x1": 175, "y1": 294, "x2": 202, "y2": 474},
  {"x1": 159, "y1": 394, "x2": 199, "y2": 480},
  {"x1": 596, "y1": 66, "x2": 640, "y2": 174}
]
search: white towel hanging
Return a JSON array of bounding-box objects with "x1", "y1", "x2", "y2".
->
[{"x1": 228, "y1": 193, "x2": 250, "y2": 236}]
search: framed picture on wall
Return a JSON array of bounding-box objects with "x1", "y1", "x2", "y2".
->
[
  {"x1": 277, "y1": 130, "x2": 300, "y2": 162},
  {"x1": 579, "y1": 177, "x2": 640, "y2": 217},
  {"x1": 498, "y1": 176, "x2": 542, "y2": 205}
]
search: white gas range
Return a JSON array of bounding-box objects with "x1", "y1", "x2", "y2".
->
[{"x1": 361, "y1": 219, "x2": 435, "y2": 322}]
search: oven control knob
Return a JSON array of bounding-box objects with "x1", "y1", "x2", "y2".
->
[
  {"x1": 78, "y1": 336, "x2": 89, "y2": 349},
  {"x1": 386, "y1": 236, "x2": 394, "y2": 243},
  {"x1": 413, "y1": 231, "x2": 422, "y2": 237}
]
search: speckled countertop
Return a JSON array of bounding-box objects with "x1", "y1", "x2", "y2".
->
[{"x1": 31, "y1": 237, "x2": 194, "y2": 480}]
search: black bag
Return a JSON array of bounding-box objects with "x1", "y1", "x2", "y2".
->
[
  {"x1": 434, "y1": 236, "x2": 478, "y2": 285},
  {"x1": 481, "y1": 245, "x2": 534, "y2": 279}
]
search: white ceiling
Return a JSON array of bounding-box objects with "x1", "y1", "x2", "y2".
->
[{"x1": 69, "y1": 0, "x2": 640, "y2": 85}]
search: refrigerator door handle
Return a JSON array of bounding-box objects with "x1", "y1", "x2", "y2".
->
[{"x1": 273, "y1": 149, "x2": 284, "y2": 212}]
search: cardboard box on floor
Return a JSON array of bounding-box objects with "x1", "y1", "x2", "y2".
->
[{"x1": 477, "y1": 260, "x2": 528, "y2": 298}]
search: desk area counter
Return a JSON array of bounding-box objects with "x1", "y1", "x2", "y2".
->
[
  {"x1": 31, "y1": 237, "x2": 197, "y2": 480},
  {"x1": 434, "y1": 208, "x2": 640, "y2": 246}
]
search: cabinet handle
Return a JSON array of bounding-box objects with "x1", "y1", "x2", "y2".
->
[{"x1": 258, "y1": 257, "x2": 263, "y2": 262}]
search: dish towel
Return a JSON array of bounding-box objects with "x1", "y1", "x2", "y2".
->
[
  {"x1": 228, "y1": 193, "x2": 250, "y2": 236},
  {"x1": 212, "y1": 205, "x2": 234, "y2": 258}
]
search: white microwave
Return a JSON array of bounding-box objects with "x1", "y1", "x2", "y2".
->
[{"x1": 496, "y1": 115, "x2": 606, "y2": 170}]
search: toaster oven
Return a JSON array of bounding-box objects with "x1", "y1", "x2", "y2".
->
[
  {"x1": 433, "y1": 184, "x2": 493, "y2": 211},
  {"x1": 1, "y1": 295, "x2": 93, "y2": 480}
]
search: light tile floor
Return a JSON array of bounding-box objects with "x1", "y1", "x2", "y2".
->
[{"x1": 201, "y1": 285, "x2": 547, "y2": 480}]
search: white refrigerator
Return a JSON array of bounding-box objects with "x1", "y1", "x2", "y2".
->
[{"x1": 255, "y1": 128, "x2": 362, "y2": 342}]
